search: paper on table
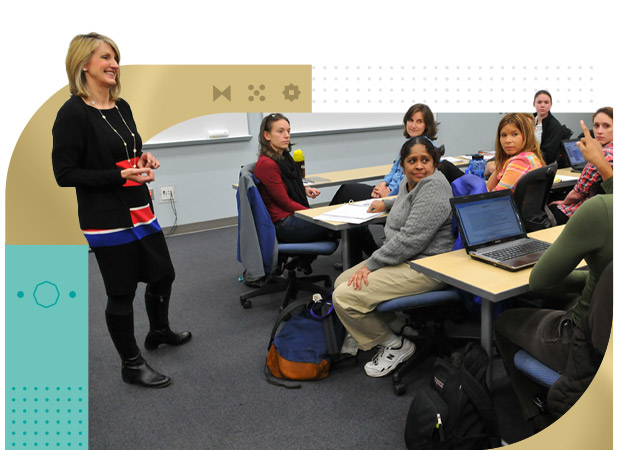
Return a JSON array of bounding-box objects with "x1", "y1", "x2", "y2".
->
[
  {"x1": 303, "y1": 176, "x2": 330, "y2": 185},
  {"x1": 555, "y1": 174, "x2": 579, "y2": 182},
  {"x1": 314, "y1": 200, "x2": 383, "y2": 224},
  {"x1": 441, "y1": 156, "x2": 463, "y2": 163}
]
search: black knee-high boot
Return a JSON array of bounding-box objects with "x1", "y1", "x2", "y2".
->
[
  {"x1": 144, "y1": 288, "x2": 192, "y2": 351},
  {"x1": 105, "y1": 311, "x2": 171, "y2": 388}
]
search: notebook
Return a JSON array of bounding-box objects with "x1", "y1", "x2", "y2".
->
[
  {"x1": 450, "y1": 190, "x2": 551, "y2": 271},
  {"x1": 562, "y1": 139, "x2": 586, "y2": 171}
]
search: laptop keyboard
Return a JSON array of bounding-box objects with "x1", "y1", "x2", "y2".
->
[{"x1": 481, "y1": 240, "x2": 551, "y2": 262}]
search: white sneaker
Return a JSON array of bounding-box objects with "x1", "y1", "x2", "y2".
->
[
  {"x1": 364, "y1": 337, "x2": 416, "y2": 378},
  {"x1": 340, "y1": 332, "x2": 359, "y2": 357}
]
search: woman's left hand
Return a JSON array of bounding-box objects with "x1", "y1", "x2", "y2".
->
[
  {"x1": 550, "y1": 189, "x2": 583, "y2": 206},
  {"x1": 348, "y1": 265, "x2": 371, "y2": 290},
  {"x1": 138, "y1": 152, "x2": 160, "y2": 170},
  {"x1": 305, "y1": 186, "x2": 320, "y2": 198}
]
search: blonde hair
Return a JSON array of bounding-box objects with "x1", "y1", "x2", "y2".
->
[
  {"x1": 494, "y1": 113, "x2": 545, "y2": 170},
  {"x1": 65, "y1": 32, "x2": 121, "y2": 100}
]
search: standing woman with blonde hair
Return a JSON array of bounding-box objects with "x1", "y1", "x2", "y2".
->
[
  {"x1": 52, "y1": 33, "x2": 191, "y2": 388},
  {"x1": 487, "y1": 113, "x2": 545, "y2": 191}
]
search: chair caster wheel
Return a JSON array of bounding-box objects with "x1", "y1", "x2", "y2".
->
[
  {"x1": 392, "y1": 373, "x2": 402, "y2": 384},
  {"x1": 240, "y1": 298, "x2": 251, "y2": 309},
  {"x1": 393, "y1": 383, "x2": 406, "y2": 396}
]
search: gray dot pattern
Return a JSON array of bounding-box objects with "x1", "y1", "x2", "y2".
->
[{"x1": 311, "y1": 65, "x2": 596, "y2": 111}]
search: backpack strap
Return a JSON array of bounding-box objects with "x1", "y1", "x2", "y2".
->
[
  {"x1": 311, "y1": 300, "x2": 341, "y2": 358},
  {"x1": 267, "y1": 298, "x2": 311, "y2": 350},
  {"x1": 460, "y1": 367, "x2": 502, "y2": 447},
  {"x1": 263, "y1": 363, "x2": 302, "y2": 389},
  {"x1": 322, "y1": 313, "x2": 340, "y2": 357}
]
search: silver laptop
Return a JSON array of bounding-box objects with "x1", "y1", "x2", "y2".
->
[
  {"x1": 450, "y1": 190, "x2": 551, "y2": 271},
  {"x1": 562, "y1": 139, "x2": 586, "y2": 172}
]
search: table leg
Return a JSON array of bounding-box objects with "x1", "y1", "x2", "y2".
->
[
  {"x1": 341, "y1": 229, "x2": 351, "y2": 271},
  {"x1": 481, "y1": 297, "x2": 494, "y2": 389}
]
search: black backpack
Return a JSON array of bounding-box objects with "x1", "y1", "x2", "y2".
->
[{"x1": 404, "y1": 342, "x2": 501, "y2": 450}]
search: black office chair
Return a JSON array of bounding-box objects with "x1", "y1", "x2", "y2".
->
[
  {"x1": 236, "y1": 164, "x2": 338, "y2": 309},
  {"x1": 513, "y1": 162, "x2": 558, "y2": 232}
]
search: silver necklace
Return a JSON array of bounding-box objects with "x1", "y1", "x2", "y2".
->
[{"x1": 96, "y1": 104, "x2": 137, "y2": 168}]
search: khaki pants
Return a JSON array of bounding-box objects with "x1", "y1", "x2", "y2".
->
[{"x1": 332, "y1": 260, "x2": 445, "y2": 351}]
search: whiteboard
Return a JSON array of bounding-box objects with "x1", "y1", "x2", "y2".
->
[
  {"x1": 146, "y1": 113, "x2": 250, "y2": 144},
  {"x1": 265, "y1": 112, "x2": 403, "y2": 134}
]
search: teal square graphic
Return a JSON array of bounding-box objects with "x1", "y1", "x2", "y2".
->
[{"x1": 5, "y1": 245, "x2": 89, "y2": 448}]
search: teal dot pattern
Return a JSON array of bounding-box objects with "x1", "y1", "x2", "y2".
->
[
  {"x1": 6, "y1": 245, "x2": 89, "y2": 449},
  {"x1": 7, "y1": 386, "x2": 87, "y2": 448}
]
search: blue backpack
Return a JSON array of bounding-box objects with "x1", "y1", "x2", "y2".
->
[{"x1": 265, "y1": 296, "x2": 346, "y2": 388}]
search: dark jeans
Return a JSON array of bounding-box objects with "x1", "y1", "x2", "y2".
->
[
  {"x1": 547, "y1": 203, "x2": 569, "y2": 225},
  {"x1": 275, "y1": 215, "x2": 335, "y2": 243},
  {"x1": 494, "y1": 308, "x2": 573, "y2": 428}
]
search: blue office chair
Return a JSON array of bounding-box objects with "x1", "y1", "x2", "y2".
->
[
  {"x1": 513, "y1": 350, "x2": 561, "y2": 388},
  {"x1": 512, "y1": 261, "x2": 612, "y2": 420},
  {"x1": 237, "y1": 163, "x2": 338, "y2": 309},
  {"x1": 374, "y1": 174, "x2": 488, "y2": 395}
]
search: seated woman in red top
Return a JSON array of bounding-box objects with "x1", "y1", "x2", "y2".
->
[
  {"x1": 486, "y1": 113, "x2": 545, "y2": 192},
  {"x1": 254, "y1": 113, "x2": 335, "y2": 243}
]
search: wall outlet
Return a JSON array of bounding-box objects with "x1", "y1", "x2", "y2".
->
[{"x1": 159, "y1": 185, "x2": 176, "y2": 203}]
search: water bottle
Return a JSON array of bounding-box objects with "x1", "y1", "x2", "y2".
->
[
  {"x1": 293, "y1": 149, "x2": 306, "y2": 178},
  {"x1": 466, "y1": 154, "x2": 486, "y2": 179}
]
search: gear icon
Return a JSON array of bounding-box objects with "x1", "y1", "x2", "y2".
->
[{"x1": 282, "y1": 83, "x2": 301, "y2": 102}]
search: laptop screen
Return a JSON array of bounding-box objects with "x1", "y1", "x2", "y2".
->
[
  {"x1": 453, "y1": 192, "x2": 525, "y2": 247},
  {"x1": 563, "y1": 139, "x2": 586, "y2": 166}
]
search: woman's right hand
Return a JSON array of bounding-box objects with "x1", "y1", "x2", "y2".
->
[
  {"x1": 348, "y1": 265, "x2": 371, "y2": 290},
  {"x1": 366, "y1": 200, "x2": 386, "y2": 213},
  {"x1": 121, "y1": 167, "x2": 155, "y2": 184}
]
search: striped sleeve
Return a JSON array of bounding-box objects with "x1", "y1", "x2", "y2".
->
[{"x1": 494, "y1": 153, "x2": 543, "y2": 191}]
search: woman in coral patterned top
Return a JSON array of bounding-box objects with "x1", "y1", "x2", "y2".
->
[{"x1": 486, "y1": 113, "x2": 545, "y2": 192}]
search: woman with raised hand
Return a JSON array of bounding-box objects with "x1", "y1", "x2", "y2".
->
[
  {"x1": 548, "y1": 107, "x2": 613, "y2": 224},
  {"x1": 52, "y1": 33, "x2": 191, "y2": 388}
]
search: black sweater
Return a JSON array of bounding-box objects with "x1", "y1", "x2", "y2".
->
[
  {"x1": 52, "y1": 95, "x2": 151, "y2": 230},
  {"x1": 537, "y1": 112, "x2": 565, "y2": 167}
]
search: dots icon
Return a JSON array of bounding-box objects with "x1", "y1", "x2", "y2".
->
[
  {"x1": 248, "y1": 84, "x2": 266, "y2": 102},
  {"x1": 17, "y1": 291, "x2": 24, "y2": 299}
]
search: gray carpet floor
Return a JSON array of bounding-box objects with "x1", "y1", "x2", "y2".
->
[{"x1": 88, "y1": 226, "x2": 535, "y2": 449}]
